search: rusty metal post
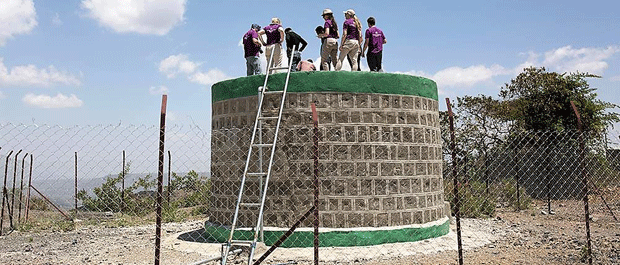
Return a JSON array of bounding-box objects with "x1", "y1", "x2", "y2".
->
[
  {"x1": 10, "y1": 150, "x2": 22, "y2": 229},
  {"x1": 155, "y1": 95, "x2": 167, "y2": 265},
  {"x1": 311, "y1": 103, "x2": 320, "y2": 265},
  {"x1": 253, "y1": 205, "x2": 316, "y2": 265},
  {"x1": 167, "y1": 150, "x2": 171, "y2": 204},
  {"x1": 571, "y1": 101, "x2": 592, "y2": 265},
  {"x1": 30, "y1": 184, "x2": 72, "y2": 220},
  {"x1": 446, "y1": 98, "x2": 463, "y2": 265},
  {"x1": 25, "y1": 154, "x2": 33, "y2": 221},
  {"x1": 74, "y1": 152, "x2": 78, "y2": 214},
  {"x1": 121, "y1": 150, "x2": 125, "y2": 213},
  {"x1": 0, "y1": 149, "x2": 10, "y2": 235},
  {"x1": 18, "y1": 153, "x2": 28, "y2": 224}
]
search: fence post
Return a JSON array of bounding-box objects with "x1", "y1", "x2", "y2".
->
[
  {"x1": 121, "y1": 150, "x2": 125, "y2": 213},
  {"x1": 155, "y1": 94, "x2": 167, "y2": 265},
  {"x1": 25, "y1": 154, "x2": 33, "y2": 221},
  {"x1": 74, "y1": 152, "x2": 78, "y2": 214},
  {"x1": 311, "y1": 103, "x2": 320, "y2": 265},
  {"x1": 18, "y1": 153, "x2": 28, "y2": 224},
  {"x1": 570, "y1": 101, "x2": 592, "y2": 265},
  {"x1": 0, "y1": 150, "x2": 10, "y2": 235},
  {"x1": 10, "y1": 150, "x2": 23, "y2": 229},
  {"x1": 446, "y1": 98, "x2": 463, "y2": 265}
]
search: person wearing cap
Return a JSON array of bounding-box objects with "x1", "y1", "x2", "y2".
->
[
  {"x1": 284, "y1": 27, "x2": 308, "y2": 62},
  {"x1": 258, "y1": 18, "x2": 285, "y2": 71},
  {"x1": 318, "y1": 9, "x2": 339, "y2": 71},
  {"x1": 362, "y1": 16, "x2": 387, "y2": 72},
  {"x1": 243, "y1": 24, "x2": 263, "y2": 76},
  {"x1": 336, "y1": 9, "x2": 362, "y2": 71},
  {"x1": 315, "y1": 25, "x2": 332, "y2": 70}
]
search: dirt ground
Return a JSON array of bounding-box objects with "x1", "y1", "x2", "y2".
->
[{"x1": 0, "y1": 199, "x2": 618, "y2": 265}]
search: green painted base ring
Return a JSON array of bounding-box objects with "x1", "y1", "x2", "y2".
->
[{"x1": 205, "y1": 217, "x2": 450, "y2": 248}]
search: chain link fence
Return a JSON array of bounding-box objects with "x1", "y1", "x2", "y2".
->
[{"x1": 1, "y1": 121, "x2": 619, "y2": 264}]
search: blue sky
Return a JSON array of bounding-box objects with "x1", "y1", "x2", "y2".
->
[{"x1": 1, "y1": 0, "x2": 619, "y2": 128}]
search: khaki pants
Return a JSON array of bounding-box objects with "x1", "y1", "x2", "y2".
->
[
  {"x1": 336, "y1": 39, "x2": 360, "y2": 71},
  {"x1": 320, "y1": 38, "x2": 338, "y2": 71},
  {"x1": 265, "y1": 43, "x2": 283, "y2": 71}
]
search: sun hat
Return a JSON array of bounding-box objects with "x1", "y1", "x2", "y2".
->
[
  {"x1": 344, "y1": 9, "x2": 355, "y2": 16},
  {"x1": 322, "y1": 9, "x2": 333, "y2": 16}
]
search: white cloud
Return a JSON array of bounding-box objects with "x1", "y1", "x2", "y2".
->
[
  {"x1": 399, "y1": 45, "x2": 620, "y2": 89},
  {"x1": 52, "y1": 13, "x2": 62, "y2": 26},
  {"x1": 189, "y1": 69, "x2": 230, "y2": 86},
  {"x1": 0, "y1": 58, "x2": 81, "y2": 87},
  {"x1": 541, "y1": 46, "x2": 620, "y2": 75},
  {"x1": 0, "y1": 0, "x2": 38, "y2": 46},
  {"x1": 159, "y1": 54, "x2": 231, "y2": 86},
  {"x1": 0, "y1": 91, "x2": 5, "y2": 99},
  {"x1": 22, "y1": 93, "x2": 83, "y2": 108},
  {"x1": 149, "y1": 85, "x2": 169, "y2": 95},
  {"x1": 81, "y1": 0, "x2": 186, "y2": 35},
  {"x1": 159, "y1": 54, "x2": 200, "y2": 78}
]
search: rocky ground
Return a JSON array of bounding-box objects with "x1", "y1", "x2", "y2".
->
[{"x1": 0, "y1": 199, "x2": 618, "y2": 264}]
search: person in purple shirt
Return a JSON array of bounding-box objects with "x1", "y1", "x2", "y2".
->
[
  {"x1": 258, "y1": 18, "x2": 285, "y2": 71},
  {"x1": 336, "y1": 9, "x2": 362, "y2": 71},
  {"x1": 243, "y1": 24, "x2": 263, "y2": 76},
  {"x1": 318, "y1": 9, "x2": 339, "y2": 71},
  {"x1": 362, "y1": 16, "x2": 387, "y2": 72}
]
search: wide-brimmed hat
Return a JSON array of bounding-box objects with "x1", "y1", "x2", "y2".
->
[
  {"x1": 344, "y1": 9, "x2": 355, "y2": 16},
  {"x1": 322, "y1": 9, "x2": 333, "y2": 16},
  {"x1": 251, "y1": 24, "x2": 261, "y2": 30}
]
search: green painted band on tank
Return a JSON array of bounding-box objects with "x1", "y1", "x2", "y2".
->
[
  {"x1": 211, "y1": 72, "x2": 438, "y2": 103},
  {"x1": 204, "y1": 218, "x2": 449, "y2": 248}
]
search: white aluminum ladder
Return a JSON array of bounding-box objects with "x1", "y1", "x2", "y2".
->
[{"x1": 221, "y1": 45, "x2": 297, "y2": 265}]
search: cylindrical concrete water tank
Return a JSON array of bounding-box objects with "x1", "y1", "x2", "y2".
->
[{"x1": 208, "y1": 71, "x2": 448, "y2": 247}]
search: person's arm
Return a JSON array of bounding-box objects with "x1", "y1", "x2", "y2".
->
[
  {"x1": 362, "y1": 37, "x2": 369, "y2": 57},
  {"x1": 297, "y1": 33, "x2": 308, "y2": 52},
  {"x1": 257, "y1": 30, "x2": 266, "y2": 45},
  {"x1": 278, "y1": 27, "x2": 285, "y2": 44},
  {"x1": 253, "y1": 37, "x2": 262, "y2": 47},
  {"x1": 340, "y1": 28, "x2": 348, "y2": 50}
]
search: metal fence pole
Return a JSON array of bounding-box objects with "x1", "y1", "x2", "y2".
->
[
  {"x1": 25, "y1": 155, "x2": 33, "y2": 221},
  {"x1": 0, "y1": 150, "x2": 11, "y2": 235},
  {"x1": 10, "y1": 150, "x2": 22, "y2": 229},
  {"x1": 18, "y1": 153, "x2": 28, "y2": 224},
  {"x1": 311, "y1": 103, "x2": 320, "y2": 265},
  {"x1": 571, "y1": 101, "x2": 592, "y2": 265},
  {"x1": 121, "y1": 150, "x2": 125, "y2": 213},
  {"x1": 74, "y1": 152, "x2": 78, "y2": 214},
  {"x1": 154, "y1": 94, "x2": 167, "y2": 265},
  {"x1": 446, "y1": 98, "x2": 463, "y2": 265}
]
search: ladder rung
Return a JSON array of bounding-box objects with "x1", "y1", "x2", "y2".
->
[
  {"x1": 240, "y1": 203, "x2": 261, "y2": 207},
  {"x1": 252, "y1": 144, "x2": 273, "y2": 148},
  {"x1": 247, "y1": 172, "x2": 267, "y2": 177},
  {"x1": 263, "y1": 90, "x2": 283, "y2": 95},
  {"x1": 269, "y1": 66, "x2": 289, "y2": 71},
  {"x1": 231, "y1": 240, "x2": 254, "y2": 245},
  {"x1": 258, "y1": 116, "x2": 278, "y2": 121}
]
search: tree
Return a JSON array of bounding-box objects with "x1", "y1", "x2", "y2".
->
[{"x1": 498, "y1": 67, "x2": 619, "y2": 134}]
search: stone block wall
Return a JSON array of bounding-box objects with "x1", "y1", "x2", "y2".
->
[{"x1": 210, "y1": 92, "x2": 445, "y2": 228}]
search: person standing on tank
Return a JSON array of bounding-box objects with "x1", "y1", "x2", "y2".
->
[
  {"x1": 336, "y1": 9, "x2": 362, "y2": 71},
  {"x1": 243, "y1": 23, "x2": 263, "y2": 76},
  {"x1": 258, "y1": 18, "x2": 285, "y2": 70},
  {"x1": 284, "y1": 27, "x2": 307, "y2": 71},
  {"x1": 362, "y1": 16, "x2": 387, "y2": 72},
  {"x1": 318, "y1": 9, "x2": 339, "y2": 71}
]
